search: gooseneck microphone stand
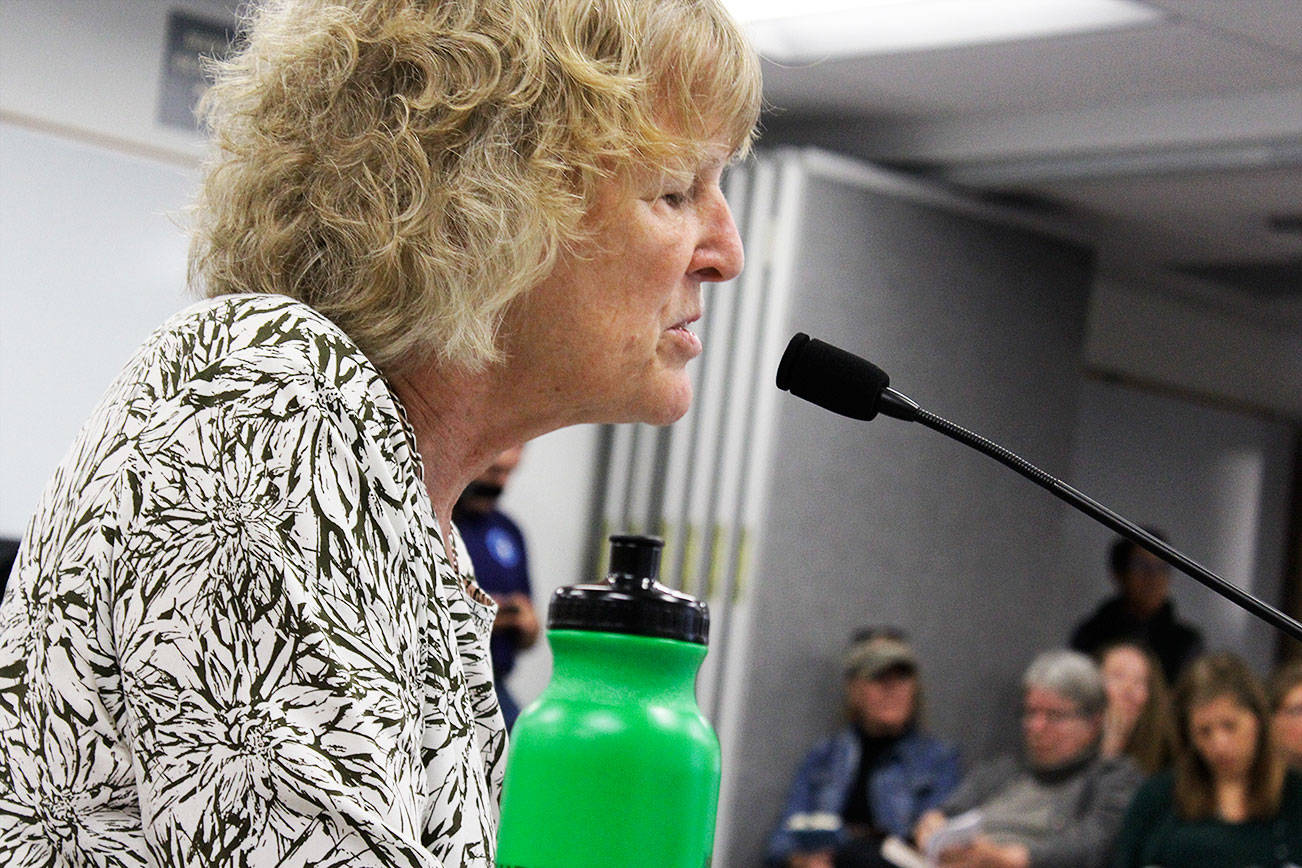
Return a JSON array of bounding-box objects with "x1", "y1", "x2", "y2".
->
[{"x1": 777, "y1": 332, "x2": 1302, "y2": 644}]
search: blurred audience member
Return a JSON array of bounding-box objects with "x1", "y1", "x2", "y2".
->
[
  {"x1": 1269, "y1": 660, "x2": 1302, "y2": 772},
  {"x1": 453, "y1": 445, "x2": 540, "y2": 730},
  {"x1": 914, "y1": 649, "x2": 1142, "y2": 868},
  {"x1": 1071, "y1": 532, "x2": 1204, "y2": 685},
  {"x1": 1110, "y1": 653, "x2": 1302, "y2": 868},
  {"x1": 1098, "y1": 642, "x2": 1178, "y2": 775},
  {"x1": 767, "y1": 629, "x2": 961, "y2": 868}
]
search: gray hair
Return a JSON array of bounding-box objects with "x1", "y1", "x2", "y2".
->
[{"x1": 1023, "y1": 649, "x2": 1106, "y2": 717}]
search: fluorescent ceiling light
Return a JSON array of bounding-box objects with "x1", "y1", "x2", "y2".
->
[{"x1": 724, "y1": 0, "x2": 1163, "y2": 63}]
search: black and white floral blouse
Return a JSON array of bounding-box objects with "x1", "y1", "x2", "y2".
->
[{"x1": 0, "y1": 294, "x2": 505, "y2": 867}]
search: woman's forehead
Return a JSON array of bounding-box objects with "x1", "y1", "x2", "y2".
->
[{"x1": 1191, "y1": 693, "x2": 1251, "y2": 718}]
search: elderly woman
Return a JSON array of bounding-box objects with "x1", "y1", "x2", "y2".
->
[
  {"x1": 0, "y1": 1, "x2": 760, "y2": 865},
  {"x1": 1111, "y1": 653, "x2": 1302, "y2": 868}
]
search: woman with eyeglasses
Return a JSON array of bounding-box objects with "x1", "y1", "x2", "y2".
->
[{"x1": 1270, "y1": 660, "x2": 1302, "y2": 772}]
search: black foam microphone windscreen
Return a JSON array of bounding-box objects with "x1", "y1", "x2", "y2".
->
[{"x1": 776, "y1": 333, "x2": 891, "y2": 420}]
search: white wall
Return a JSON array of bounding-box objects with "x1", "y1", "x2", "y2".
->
[
  {"x1": 0, "y1": 122, "x2": 197, "y2": 533},
  {"x1": 1, "y1": 0, "x2": 233, "y2": 162},
  {"x1": 1085, "y1": 277, "x2": 1302, "y2": 422},
  {"x1": 1, "y1": 0, "x2": 237, "y2": 532}
]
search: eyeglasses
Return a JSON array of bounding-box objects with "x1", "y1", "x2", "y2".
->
[{"x1": 1022, "y1": 706, "x2": 1088, "y2": 724}]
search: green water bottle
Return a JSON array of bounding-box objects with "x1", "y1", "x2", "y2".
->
[{"x1": 495, "y1": 534, "x2": 719, "y2": 868}]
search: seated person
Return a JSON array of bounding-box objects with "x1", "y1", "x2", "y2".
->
[
  {"x1": 1097, "y1": 641, "x2": 1178, "y2": 774},
  {"x1": 914, "y1": 649, "x2": 1142, "y2": 868},
  {"x1": 1270, "y1": 660, "x2": 1302, "y2": 772},
  {"x1": 1110, "y1": 652, "x2": 1302, "y2": 868},
  {"x1": 767, "y1": 629, "x2": 962, "y2": 868}
]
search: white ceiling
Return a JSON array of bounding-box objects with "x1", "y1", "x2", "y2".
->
[{"x1": 755, "y1": 0, "x2": 1302, "y2": 328}]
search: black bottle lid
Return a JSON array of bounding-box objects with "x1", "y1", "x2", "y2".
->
[{"x1": 547, "y1": 535, "x2": 709, "y2": 645}]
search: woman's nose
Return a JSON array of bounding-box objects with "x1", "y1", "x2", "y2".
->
[{"x1": 691, "y1": 189, "x2": 744, "y2": 284}]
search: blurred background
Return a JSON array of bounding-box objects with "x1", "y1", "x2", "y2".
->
[{"x1": 2, "y1": 2, "x2": 1299, "y2": 863}]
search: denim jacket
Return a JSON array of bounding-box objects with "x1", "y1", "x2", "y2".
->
[{"x1": 766, "y1": 727, "x2": 962, "y2": 864}]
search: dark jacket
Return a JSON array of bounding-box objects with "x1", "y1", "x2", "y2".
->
[
  {"x1": 1070, "y1": 597, "x2": 1203, "y2": 684},
  {"x1": 1110, "y1": 768, "x2": 1302, "y2": 868}
]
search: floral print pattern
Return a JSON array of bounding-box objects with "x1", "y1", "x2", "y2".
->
[{"x1": 0, "y1": 295, "x2": 505, "y2": 867}]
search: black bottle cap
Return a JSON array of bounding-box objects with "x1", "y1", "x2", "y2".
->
[{"x1": 548, "y1": 535, "x2": 709, "y2": 645}]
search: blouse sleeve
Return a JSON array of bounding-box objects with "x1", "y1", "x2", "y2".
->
[{"x1": 112, "y1": 352, "x2": 443, "y2": 867}]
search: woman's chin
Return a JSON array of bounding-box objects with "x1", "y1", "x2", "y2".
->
[
  {"x1": 631, "y1": 378, "x2": 694, "y2": 427},
  {"x1": 582, "y1": 369, "x2": 695, "y2": 428}
]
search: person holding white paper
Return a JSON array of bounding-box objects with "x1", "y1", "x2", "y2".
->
[{"x1": 914, "y1": 650, "x2": 1142, "y2": 868}]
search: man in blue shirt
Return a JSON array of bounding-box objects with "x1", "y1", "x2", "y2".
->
[{"x1": 454, "y1": 446, "x2": 541, "y2": 729}]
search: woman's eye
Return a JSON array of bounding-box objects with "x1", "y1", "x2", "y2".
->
[{"x1": 661, "y1": 191, "x2": 688, "y2": 208}]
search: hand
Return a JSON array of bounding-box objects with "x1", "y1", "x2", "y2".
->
[
  {"x1": 493, "y1": 592, "x2": 541, "y2": 647},
  {"x1": 788, "y1": 851, "x2": 835, "y2": 868},
  {"x1": 936, "y1": 836, "x2": 1029, "y2": 868},
  {"x1": 913, "y1": 809, "x2": 947, "y2": 852},
  {"x1": 1101, "y1": 703, "x2": 1142, "y2": 758}
]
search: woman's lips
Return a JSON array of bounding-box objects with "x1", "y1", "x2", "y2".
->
[{"x1": 666, "y1": 318, "x2": 702, "y2": 356}]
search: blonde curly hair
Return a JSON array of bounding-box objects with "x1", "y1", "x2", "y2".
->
[{"x1": 189, "y1": 0, "x2": 762, "y2": 373}]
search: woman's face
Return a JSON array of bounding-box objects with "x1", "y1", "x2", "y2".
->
[
  {"x1": 1189, "y1": 694, "x2": 1260, "y2": 781},
  {"x1": 1272, "y1": 683, "x2": 1302, "y2": 766},
  {"x1": 1102, "y1": 646, "x2": 1150, "y2": 715},
  {"x1": 501, "y1": 142, "x2": 743, "y2": 428},
  {"x1": 848, "y1": 669, "x2": 917, "y2": 737}
]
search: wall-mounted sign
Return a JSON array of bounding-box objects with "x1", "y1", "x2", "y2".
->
[{"x1": 158, "y1": 10, "x2": 236, "y2": 131}]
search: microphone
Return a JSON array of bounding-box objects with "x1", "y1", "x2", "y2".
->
[
  {"x1": 775, "y1": 332, "x2": 1302, "y2": 643},
  {"x1": 776, "y1": 333, "x2": 918, "y2": 422}
]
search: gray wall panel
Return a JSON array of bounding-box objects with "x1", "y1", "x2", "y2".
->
[
  {"x1": 724, "y1": 167, "x2": 1095, "y2": 865},
  {"x1": 1057, "y1": 380, "x2": 1295, "y2": 673}
]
